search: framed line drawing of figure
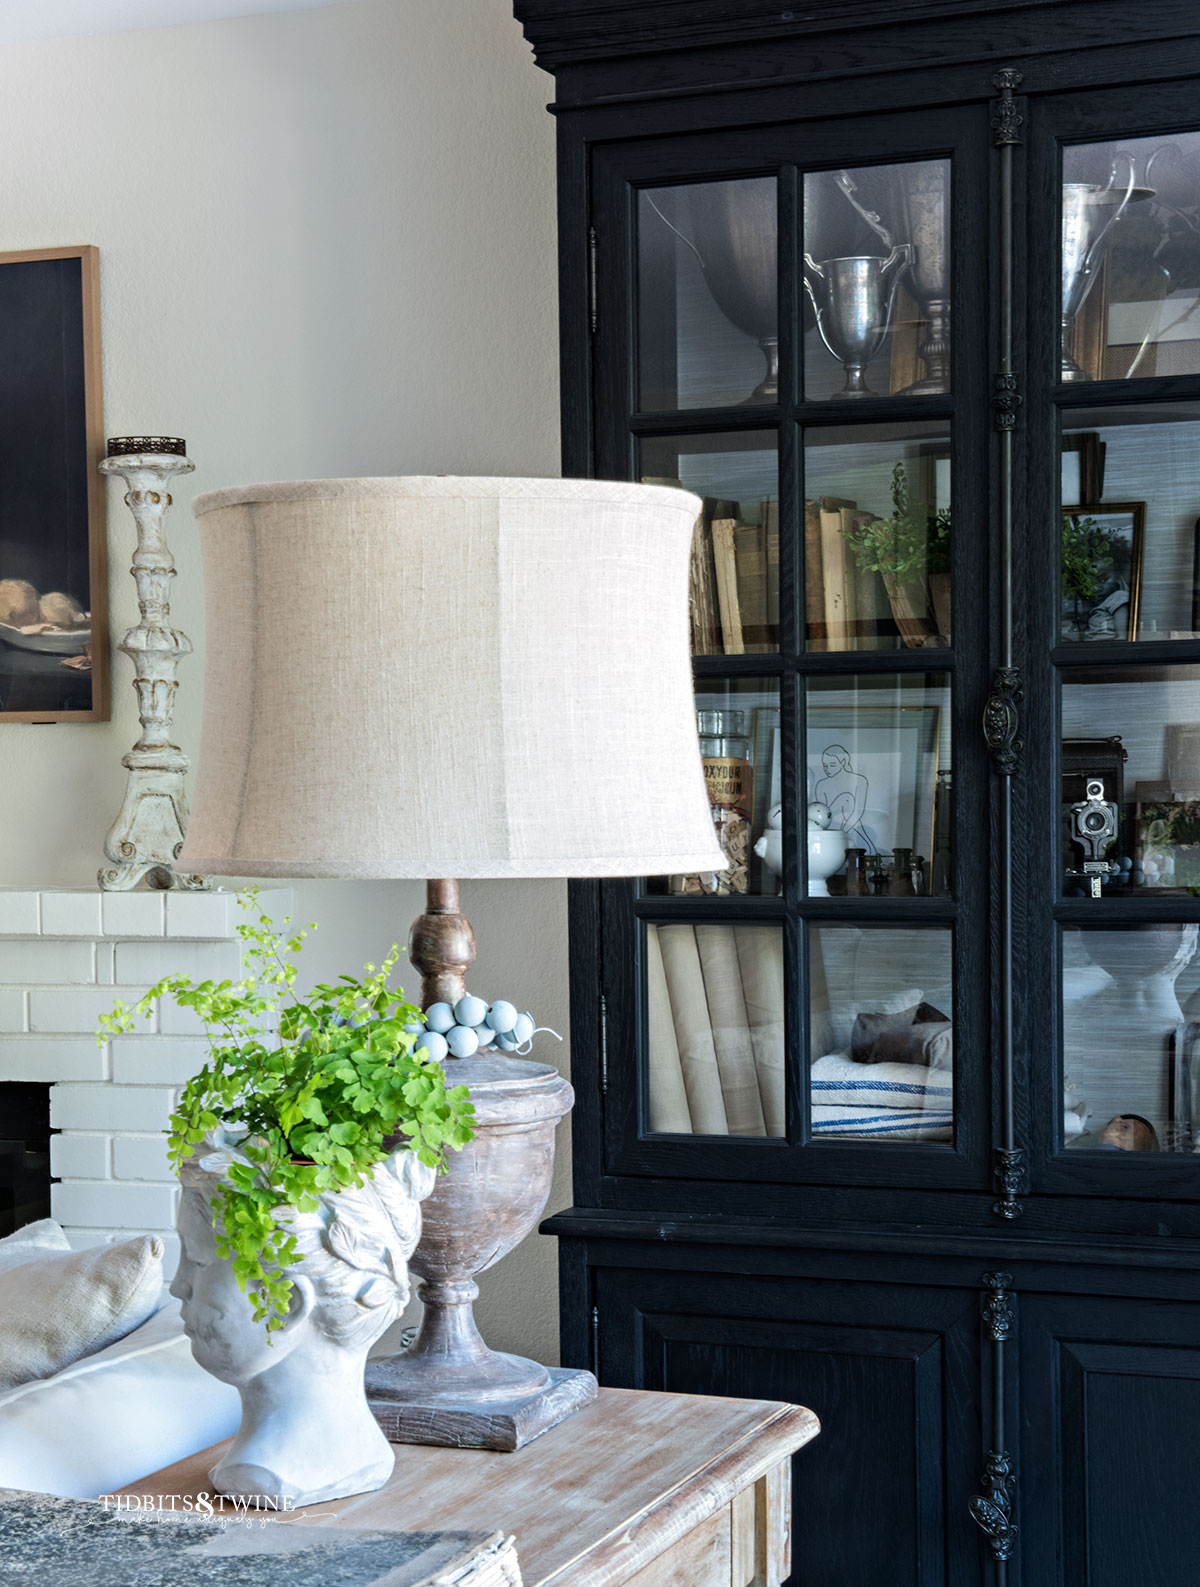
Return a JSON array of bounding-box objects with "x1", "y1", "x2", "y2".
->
[
  {"x1": 806, "y1": 703, "x2": 940, "y2": 862},
  {"x1": 0, "y1": 247, "x2": 107, "y2": 722}
]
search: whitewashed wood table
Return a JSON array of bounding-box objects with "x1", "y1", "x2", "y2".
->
[{"x1": 110, "y1": 1388, "x2": 820, "y2": 1587}]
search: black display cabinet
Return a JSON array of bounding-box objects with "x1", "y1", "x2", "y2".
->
[{"x1": 513, "y1": 4, "x2": 1200, "y2": 1581}]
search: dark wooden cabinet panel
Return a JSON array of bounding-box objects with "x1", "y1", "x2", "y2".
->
[
  {"x1": 1020, "y1": 1295, "x2": 1200, "y2": 1587},
  {"x1": 593, "y1": 1265, "x2": 982, "y2": 1587}
]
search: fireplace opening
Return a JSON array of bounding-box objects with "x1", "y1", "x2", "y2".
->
[{"x1": 0, "y1": 1083, "x2": 53, "y2": 1238}]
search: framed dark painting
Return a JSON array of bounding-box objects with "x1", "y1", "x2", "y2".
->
[{"x1": 0, "y1": 246, "x2": 106, "y2": 722}]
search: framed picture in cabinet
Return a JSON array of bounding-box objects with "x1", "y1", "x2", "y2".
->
[
  {"x1": 1061, "y1": 502, "x2": 1145, "y2": 642},
  {"x1": 1061, "y1": 432, "x2": 1106, "y2": 504},
  {"x1": 806, "y1": 704, "x2": 940, "y2": 861},
  {"x1": 0, "y1": 246, "x2": 107, "y2": 723}
]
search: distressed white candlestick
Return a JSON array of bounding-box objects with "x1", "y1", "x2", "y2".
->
[{"x1": 98, "y1": 438, "x2": 206, "y2": 892}]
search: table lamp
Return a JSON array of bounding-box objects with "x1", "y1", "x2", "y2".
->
[{"x1": 176, "y1": 476, "x2": 723, "y2": 1451}]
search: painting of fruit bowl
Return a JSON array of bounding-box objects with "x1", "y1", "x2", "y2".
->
[{"x1": 0, "y1": 580, "x2": 90, "y2": 653}]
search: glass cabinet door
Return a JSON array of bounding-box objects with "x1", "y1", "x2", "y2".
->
[
  {"x1": 1061, "y1": 131, "x2": 1200, "y2": 386},
  {"x1": 591, "y1": 111, "x2": 986, "y2": 1187},
  {"x1": 1035, "y1": 94, "x2": 1200, "y2": 1199}
]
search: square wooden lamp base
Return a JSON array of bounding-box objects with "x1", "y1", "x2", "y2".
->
[{"x1": 368, "y1": 1363, "x2": 598, "y2": 1453}]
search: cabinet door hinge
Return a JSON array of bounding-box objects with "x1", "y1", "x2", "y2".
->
[
  {"x1": 588, "y1": 226, "x2": 598, "y2": 334},
  {"x1": 591, "y1": 1305, "x2": 601, "y2": 1377},
  {"x1": 599, "y1": 993, "x2": 609, "y2": 1094}
]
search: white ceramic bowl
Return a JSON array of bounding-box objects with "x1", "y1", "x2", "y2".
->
[{"x1": 807, "y1": 828, "x2": 848, "y2": 897}]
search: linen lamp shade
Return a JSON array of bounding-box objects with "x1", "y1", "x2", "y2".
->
[{"x1": 177, "y1": 476, "x2": 724, "y2": 881}]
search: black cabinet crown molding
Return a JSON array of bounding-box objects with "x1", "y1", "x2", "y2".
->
[{"x1": 514, "y1": 0, "x2": 1200, "y2": 73}]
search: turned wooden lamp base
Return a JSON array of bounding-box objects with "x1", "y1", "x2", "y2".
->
[{"x1": 366, "y1": 879, "x2": 597, "y2": 1451}]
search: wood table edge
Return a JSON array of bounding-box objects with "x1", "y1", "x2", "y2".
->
[{"x1": 536, "y1": 1401, "x2": 819, "y2": 1587}]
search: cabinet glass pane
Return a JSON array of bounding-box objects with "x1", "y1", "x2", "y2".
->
[
  {"x1": 650, "y1": 678, "x2": 781, "y2": 898},
  {"x1": 638, "y1": 177, "x2": 777, "y2": 412},
  {"x1": 810, "y1": 926, "x2": 953, "y2": 1142},
  {"x1": 1062, "y1": 131, "x2": 1200, "y2": 383},
  {"x1": 1062, "y1": 925, "x2": 1200, "y2": 1152},
  {"x1": 646, "y1": 923, "x2": 785, "y2": 1138},
  {"x1": 1061, "y1": 665, "x2": 1200, "y2": 895},
  {"x1": 803, "y1": 159, "x2": 950, "y2": 401},
  {"x1": 803, "y1": 421, "x2": 951, "y2": 652},
  {"x1": 641, "y1": 432, "x2": 779, "y2": 656},
  {"x1": 1060, "y1": 406, "x2": 1200, "y2": 642},
  {"x1": 806, "y1": 672, "x2": 950, "y2": 898}
]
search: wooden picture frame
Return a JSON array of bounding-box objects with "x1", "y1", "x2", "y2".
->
[
  {"x1": 0, "y1": 246, "x2": 106, "y2": 722},
  {"x1": 1060, "y1": 431, "x2": 1106, "y2": 504},
  {"x1": 806, "y1": 703, "x2": 940, "y2": 863},
  {"x1": 1061, "y1": 501, "x2": 1146, "y2": 641}
]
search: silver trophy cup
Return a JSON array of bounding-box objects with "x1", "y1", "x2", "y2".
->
[
  {"x1": 893, "y1": 161, "x2": 950, "y2": 396},
  {"x1": 803, "y1": 246, "x2": 912, "y2": 398},
  {"x1": 1061, "y1": 155, "x2": 1151, "y2": 382},
  {"x1": 648, "y1": 183, "x2": 778, "y2": 403}
]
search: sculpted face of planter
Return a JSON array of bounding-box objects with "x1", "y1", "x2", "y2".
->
[{"x1": 172, "y1": 1140, "x2": 435, "y2": 1506}]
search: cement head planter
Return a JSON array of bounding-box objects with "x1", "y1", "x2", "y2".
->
[
  {"x1": 175, "y1": 1133, "x2": 435, "y2": 1505},
  {"x1": 100, "y1": 890, "x2": 475, "y2": 1503}
]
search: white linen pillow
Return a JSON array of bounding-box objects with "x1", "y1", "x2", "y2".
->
[
  {"x1": 0, "y1": 1233, "x2": 165, "y2": 1390},
  {"x1": 0, "y1": 1218, "x2": 71, "y2": 1275},
  {"x1": 0, "y1": 1300, "x2": 240, "y2": 1498}
]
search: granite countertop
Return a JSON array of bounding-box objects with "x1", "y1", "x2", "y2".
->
[{"x1": 0, "y1": 1489, "x2": 518, "y2": 1587}]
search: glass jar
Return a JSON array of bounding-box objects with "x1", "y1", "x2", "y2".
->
[{"x1": 671, "y1": 709, "x2": 755, "y2": 895}]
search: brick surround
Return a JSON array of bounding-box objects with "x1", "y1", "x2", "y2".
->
[{"x1": 0, "y1": 888, "x2": 291, "y2": 1277}]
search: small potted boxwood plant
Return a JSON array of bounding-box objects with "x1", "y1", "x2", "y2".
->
[
  {"x1": 99, "y1": 889, "x2": 475, "y2": 1332},
  {"x1": 841, "y1": 462, "x2": 952, "y2": 646}
]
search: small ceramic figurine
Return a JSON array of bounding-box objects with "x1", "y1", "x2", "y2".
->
[
  {"x1": 172, "y1": 1136, "x2": 435, "y2": 1506},
  {"x1": 1096, "y1": 1114, "x2": 1160, "y2": 1152}
]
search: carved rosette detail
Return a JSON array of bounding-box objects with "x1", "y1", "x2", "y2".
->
[
  {"x1": 993, "y1": 370, "x2": 1022, "y2": 431},
  {"x1": 981, "y1": 1271, "x2": 1015, "y2": 1341},
  {"x1": 993, "y1": 1146, "x2": 1026, "y2": 1218},
  {"x1": 991, "y1": 68, "x2": 1024, "y2": 146},
  {"x1": 970, "y1": 1449, "x2": 1018, "y2": 1560},
  {"x1": 983, "y1": 666, "x2": 1024, "y2": 777}
]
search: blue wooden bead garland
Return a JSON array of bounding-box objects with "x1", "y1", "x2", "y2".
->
[{"x1": 409, "y1": 996, "x2": 559, "y2": 1060}]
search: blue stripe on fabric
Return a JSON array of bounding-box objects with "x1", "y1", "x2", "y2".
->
[{"x1": 811, "y1": 1079, "x2": 952, "y2": 1097}]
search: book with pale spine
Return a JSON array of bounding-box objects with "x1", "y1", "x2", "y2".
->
[
  {"x1": 735, "y1": 521, "x2": 771, "y2": 651},
  {"x1": 645, "y1": 925, "x2": 693, "y2": 1133},
  {"x1": 688, "y1": 514, "x2": 720, "y2": 655},
  {"x1": 763, "y1": 499, "x2": 780, "y2": 645},
  {"x1": 819, "y1": 498, "x2": 858, "y2": 651},
  {"x1": 695, "y1": 924, "x2": 766, "y2": 1136},
  {"x1": 841, "y1": 507, "x2": 894, "y2": 648},
  {"x1": 804, "y1": 498, "x2": 826, "y2": 651},
  {"x1": 735, "y1": 925, "x2": 786, "y2": 1137},
  {"x1": 657, "y1": 925, "x2": 730, "y2": 1135},
  {"x1": 710, "y1": 518, "x2": 744, "y2": 654}
]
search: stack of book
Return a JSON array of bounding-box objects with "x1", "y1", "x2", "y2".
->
[
  {"x1": 804, "y1": 496, "x2": 896, "y2": 652},
  {"x1": 647, "y1": 924, "x2": 785, "y2": 1136},
  {"x1": 643, "y1": 478, "x2": 779, "y2": 656}
]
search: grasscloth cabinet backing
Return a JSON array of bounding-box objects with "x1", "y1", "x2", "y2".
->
[{"x1": 514, "y1": 3, "x2": 1200, "y2": 1582}]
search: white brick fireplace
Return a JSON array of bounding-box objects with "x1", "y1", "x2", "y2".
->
[{"x1": 0, "y1": 888, "x2": 291, "y2": 1276}]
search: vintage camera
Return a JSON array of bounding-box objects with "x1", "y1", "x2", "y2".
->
[
  {"x1": 1065, "y1": 778, "x2": 1121, "y2": 896},
  {"x1": 1068, "y1": 778, "x2": 1118, "y2": 863}
]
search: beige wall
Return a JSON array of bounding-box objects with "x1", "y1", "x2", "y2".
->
[{"x1": 0, "y1": 0, "x2": 569, "y2": 1364}]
